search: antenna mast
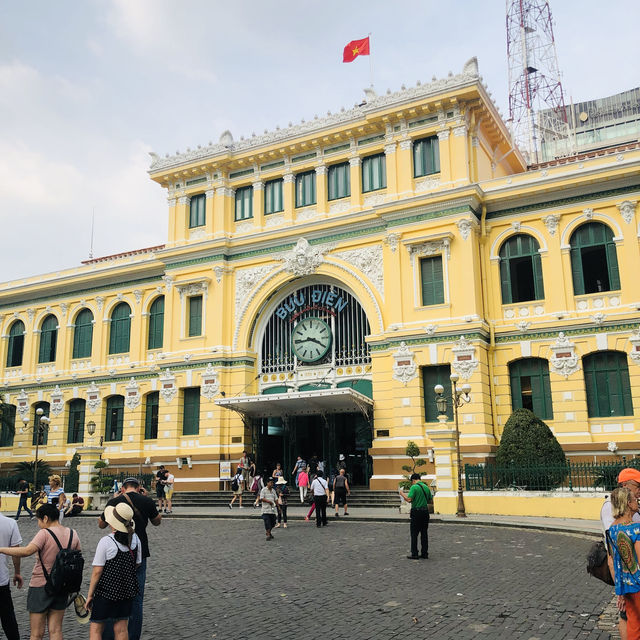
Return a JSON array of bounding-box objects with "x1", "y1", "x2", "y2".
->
[
  {"x1": 89, "y1": 208, "x2": 95, "y2": 259},
  {"x1": 506, "y1": 0, "x2": 569, "y2": 164}
]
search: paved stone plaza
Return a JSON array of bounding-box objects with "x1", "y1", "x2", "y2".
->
[{"x1": 7, "y1": 516, "x2": 615, "y2": 639}]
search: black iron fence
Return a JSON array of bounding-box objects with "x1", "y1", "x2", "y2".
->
[
  {"x1": 465, "y1": 457, "x2": 640, "y2": 492},
  {"x1": 0, "y1": 472, "x2": 155, "y2": 494}
]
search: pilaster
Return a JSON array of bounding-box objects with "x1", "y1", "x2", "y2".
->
[
  {"x1": 252, "y1": 181, "x2": 265, "y2": 229},
  {"x1": 283, "y1": 173, "x2": 295, "y2": 223},
  {"x1": 437, "y1": 129, "x2": 452, "y2": 186},
  {"x1": 397, "y1": 139, "x2": 413, "y2": 195},
  {"x1": 349, "y1": 157, "x2": 362, "y2": 211},
  {"x1": 384, "y1": 143, "x2": 398, "y2": 200},
  {"x1": 315, "y1": 165, "x2": 328, "y2": 214}
]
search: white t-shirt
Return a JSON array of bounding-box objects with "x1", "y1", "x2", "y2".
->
[
  {"x1": 0, "y1": 515, "x2": 21, "y2": 586},
  {"x1": 600, "y1": 498, "x2": 640, "y2": 537},
  {"x1": 311, "y1": 477, "x2": 328, "y2": 496},
  {"x1": 165, "y1": 473, "x2": 174, "y2": 487},
  {"x1": 92, "y1": 533, "x2": 142, "y2": 567}
]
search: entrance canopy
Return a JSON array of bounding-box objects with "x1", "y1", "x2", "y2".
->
[{"x1": 216, "y1": 387, "x2": 373, "y2": 419}]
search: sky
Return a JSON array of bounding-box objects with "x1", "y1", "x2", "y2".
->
[{"x1": 1, "y1": 1, "x2": 638, "y2": 283}]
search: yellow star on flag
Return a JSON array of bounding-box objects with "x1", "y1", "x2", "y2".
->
[{"x1": 352, "y1": 46, "x2": 359, "y2": 55}]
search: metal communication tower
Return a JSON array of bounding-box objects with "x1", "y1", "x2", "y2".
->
[{"x1": 506, "y1": 0, "x2": 569, "y2": 164}]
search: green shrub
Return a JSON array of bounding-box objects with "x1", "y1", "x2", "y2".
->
[
  {"x1": 399, "y1": 440, "x2": 427, "y2": 490},
  {"x1": 495, "y1": 408, "x2": 567, "y2": 490}
]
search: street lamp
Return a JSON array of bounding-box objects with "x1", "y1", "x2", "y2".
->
[
  {"x1": 434, "y1": 373, "x2": 471, "y2": 518},
  {"x1": 21, "y1": 407, "x2": 51, "y2": 493},
  {"x1": 86, "y1": 420, "x2": 96, "y2": 441}
]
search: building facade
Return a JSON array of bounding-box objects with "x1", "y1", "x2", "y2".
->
[{"x1": 2, "y1": 57, "x2": 639, "y2": 492}]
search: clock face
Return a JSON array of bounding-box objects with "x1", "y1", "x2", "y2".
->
[{"x1": 291, "y1": 317, "x2": 332, "y2": 363}]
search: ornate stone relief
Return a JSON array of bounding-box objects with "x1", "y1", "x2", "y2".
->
[
  {"x1": 424, "y1": 324, "x2": 437, "y2": 336},
  {"x1": 414, "y1": 177, "x2": 440, "y2": 193},
  {"x1": 159, "y1": 368, "x2": 177, "y2": 404},
  {"x1": 329, "y1": 201, "x2": 351, "y2": 215},
  {"x1": 279, "y1": 238, "x2": 328, "y2": 277},
  {"x1": 213, "y1": 266, "x2": 224, "y2": 283},
  {"x1": 235, "y1": 220, "x2": 254, "y2": 234},
  {"x1": 456, "y1": 218, "x2": 477, "y2": 241},
  {"x1": 133, "y1": 290, "x2": 143, "y2": 304},
  {"x1": 50, "y1": 385, "x2": 64, "y2": 417},
  {"x1": 511, "y1": 221, "x2": 521, "y2": 232},
  {"x1": 86, "y1": 382, "x2": 101, "y2": 413},
  {"x1": 451, "y1": 335, "x2": 479, "y2": 380},
  {"x1": 16, "y1": 389, "x2": 29, "y2": 420},
  {"x1": 549, "y1": 332, "x2": 580, "y2": 378},
  {"x1": 583, "y1": 208, "x2": 594, "y2": 220},
  {"x1": 392, "y1": 342, "x2": 418, "y2": 385},
  {"x1": 407, "y1": 238, "x2": 451, "y2": 264},
  {"x1": 516, "y1": 320, "x2": 531, "y2": 332},
  {"x1": 265, "y1": 213, "x2": 286, "y2": 226},
  {"x1": 363, "y1": 193, "x2": 387, "y2": 207},
  {"x1": 334, "y1": 245, "x2": 384, "y2": 298},
  {"x1": 189, "y1": 228, "x2": 207, "y2": 240},
  {"x1": 162, "y1": 275, "x2": 174, "y2": 291},
  {"x1": 95, "y1": 297, "x2": 105, "y2": 312},
  {"x1": 176, "y1": 281, "x2": 209, "y2": 300},
  {"x1": 384, "y1": 233, "x2": 400, "y2": 253},
  {"x1": 617, "y1": 200, "x2": 637, "y2": 224},
  {"x1": 60, "y1": 303, "x2": 68, "y2": 316},
  {"x1": 591, "y1": 312, "x2": 606, "y2": 325},
  {"x1": 295, "y1": 208, "x2": 318, "y2": 222},
  {"x1": 234, "y1": 264, "x2": 277, "y2": 321},
  {"x1": 201, "y1": 363, "x2": 221, "y2": 400},
  {"x1": 542, "y1": 214, "x2": 560, "y2": 236},
  {"x1": 628, "y1": 329, "x2": 640, "y2": 365},
  {"x1": 125, "y1": 377, "x2": 141, "y2": 410},
  {"x1": 27, "y1": 309, "x2": 35, "y2": 322}
]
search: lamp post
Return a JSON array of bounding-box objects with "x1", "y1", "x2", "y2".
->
[
  {"x1": 21, "y1": 407, "x2": 51, "y2": 492},
  {"x1": 434, "y1": 373, "x2": 471, "y2": 518},
  {"x1": 86, "y1": 420, "x2": 97, "y2": 442}
]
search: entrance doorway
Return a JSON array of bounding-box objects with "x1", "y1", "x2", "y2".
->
[{"x1": 256, "y1": 412, "x2": 372, "y2": 486}]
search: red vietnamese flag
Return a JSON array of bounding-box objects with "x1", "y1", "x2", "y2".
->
[{"x1": 343, "y1": 37, "x2": 370, "y2": 63}]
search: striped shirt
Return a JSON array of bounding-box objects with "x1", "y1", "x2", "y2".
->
[{"x1": 47, "y1": 488, "x2": 65, "y2": 509}]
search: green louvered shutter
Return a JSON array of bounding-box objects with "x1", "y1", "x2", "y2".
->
[
  {"x1": 183, "y1": 388, "x2": 200, "y2": 435},
  {"x1": 570, "y1": 247, "x2": 584, "y2": 295},
  {"x1": 109, "y1": 304, "x2": 131, "y2": 354},
  {"x1": 148, "y1": 297, "x2": 164, "y2": 350},
  {"x1": 188, "y1": 296, "x2": 202, "y2": 337},
  {"x1": 144, "y1": 392, "x2": 159, "y2": 439},
  {"x1": 499, "y1": 257, "x2": 512, "y2": 304},
  {"x1": 605, "y1": 241, "x2": 621, "y2": 290},
  {"x1": 532, "y1": 252, "x2": 545, "y2": 300},
  {"x1": 420, "y1": 257, "x2": 444, "y2": 306}
]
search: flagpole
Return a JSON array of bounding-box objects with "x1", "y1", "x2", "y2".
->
[{"x1": 368, "y1": 32, "x2": 373, "y2": 89}]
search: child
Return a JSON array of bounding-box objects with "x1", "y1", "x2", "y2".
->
[
  {"x1": 275, "y1": 477, "x2": 289, "y2": 528},
  {"x1": 85, "y1": 502, "x2": 141, "y2": 640}
]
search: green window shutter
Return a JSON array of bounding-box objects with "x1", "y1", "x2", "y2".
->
[
  {"x1": 509, "y1": 358, "x2": 553, "y2": 420},
  {"x1": 144, "y1": 392, "x2": 159, "y2": 439},
  {"x1": 362, "y1": 154, "x2": 386, "y2": 192},
  {"x1": 583, "y1": 351, "x2": 633, "y2": 418},
  {"x1": 6, "y1": 321, "x2": 25, "y2": 367},
  {"x1": 73, "y1": 309, "x2": 93, "y2": 359},
  {"x1": 188, "y1": 296, "x2": 203, "y2": 337},
  {"x1": 105, "y1": 396, "x2": 124, "y2": 441},
  {"x1": 605, "y1": 241, "x2": 621, "y2": 290},
  {"x1": 183, "y1": 388, "x2": 200, "y2": 435},
  {"x1": 189, "y1": 194, "x2": 206, "y2": 228},
  {"x1": 499, "y1": 258, "x2": 512, "y2": 304},
  {"x1": 32, "y1": 403, "x2": 50, "y2": 446},
  {"x1": 38, "y1": 315, "x2": 58, "y2": 363},
  {"x1": 265, "y1": 179, "x2": 284, "y2": 215},
  {"x1": 147, "y1": 296, "x2": 164, "y2": 350},
  {"x1": 295, "y1": 171, "x2": 316, "y2": 207},
  {"x1": 532, "y1": 252, "x2": 545, "y2": 300},
  {"x1": 422, "y1": 365, "x2": 453, "y2": 422},
  {"x1": 420, "y1": 256, "x2": 444, "y2": 306},
  {"x1": 413, "y1": 137, "x2": 440, "y2": 177},
  {"x1": 570, "y1": 247, "x2": 584, "y2": 295},
  {"x1": 509, "y1": 365, "x2": 522, "y2": 411},
  {"x1": 235, "y1": 186, "x2": 253, "y2": 220},
  {"x1": 328, "y1": 163, "x2": 350, "y2": 200},
  {"x1": 67, "y1": 399, "x2": 85, "y2": 443},
  {"x1": 0, "y1": 404, "x2": 15, "y2": 447},
  {"x1": 109, "y1": 304, "x2": 131, "y2": 354}
]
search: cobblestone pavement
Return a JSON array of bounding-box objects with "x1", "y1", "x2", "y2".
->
[{"x1": 7, "y1": 516, "x2": 617, "y2": 639}]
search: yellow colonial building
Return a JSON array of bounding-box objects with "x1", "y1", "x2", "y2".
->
[{"x1": 1, "y1": 57, "x2": 639, "y2": 497}]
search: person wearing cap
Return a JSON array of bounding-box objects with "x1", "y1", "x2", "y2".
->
[
  {"x1": 98, "y1": 477, "x2": 161, "y2": 640},
  {"x1": 600, "y1": 467, "x2": 640, "y2": 640},
  {"x1": 259, "y1": 478, "x2": 278, "y2": 541},
  {"x1": 275, "y1": 477, "x2": 290, "y2": 529},
  {"x1": 87, "y1": 502, "x2": 142, "y2": 639}
]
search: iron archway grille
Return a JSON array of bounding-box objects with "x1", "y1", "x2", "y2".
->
[{"x1": 260, "y1": 283, "x2": 371, "y2": 375}]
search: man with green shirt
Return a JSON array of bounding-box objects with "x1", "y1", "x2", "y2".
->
[{"x1": 399, "y1": 473, "x2": 432, "y2": 560}]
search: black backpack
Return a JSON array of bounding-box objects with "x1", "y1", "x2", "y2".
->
[
  {"x1": 231, "y1": 476, "x2": 239, "y2": 492},
  {"x1": 38, "y1": 529, "x2": 84, "y2": 598}
]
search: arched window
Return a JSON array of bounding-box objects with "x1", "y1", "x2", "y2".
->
[
  {"x1": 105, "y1": 396, "x2": 124, "y2": 441},
  {"x1": 144, "y1": 392, "x2": 159, "y2": 439},
  {"x1": 67, "y1": 399, "x2": 86, "y2": 443},
  {"x1": 570, "y1": 222, "x2": 620, "y2": 295},
  {"x1": 147, "y1": 297, "x2": 164, "y2": 350},
  {"x1": 583, "y1": 351, "x2": 633, "y2": 418},
  {"x1": 38, "y1": 315, "x2": 58, "y2": 363},
  {"x1": 509, "y1": 358, "x2": 553, "y2": 420},
  {"x1": 6, "y1": 320, "x2": 25, "y2": 367},
  {"x1": 498, "y1": 234, "x2": 544, "y2": 304},
  {"x1": 109, "y1": 303, "x2": 131, "y2": 354},
  {"x1": 72, "y1": 309, "x2": 93, "y2": 359},
  {"x1": 0, "y1": 404, "x2": 16, "y2": 447},
  {"x1": 32, "y1": 402, "x2": 50, "y2": 446}
]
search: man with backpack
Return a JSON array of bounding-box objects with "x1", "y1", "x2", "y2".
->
[
  {"x1": 399, "y1": 473, "x2": 432, "y2": 560},
  {"x1": 98, "y1": 477, "x2": 161, "y2": 640},
  {"x1": 14, "y1": 478, "x2": 33, "y2": 520}
]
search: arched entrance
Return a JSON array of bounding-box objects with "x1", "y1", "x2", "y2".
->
[{"x1": 221, "y1": 281, "x2": 374, "y2": 485}]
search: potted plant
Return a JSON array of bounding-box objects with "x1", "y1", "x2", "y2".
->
[
  {"x1": 90, "y1": 460, "x2": 112, "y2": 510},
  {"x1": 399, "y1": 441, "x2": 429, "y2": 513}
]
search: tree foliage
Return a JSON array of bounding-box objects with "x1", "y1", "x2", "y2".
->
[
  {"x1": 12, "y1": 460, "x2": 53, "y2": 489},
  {"x1": 65, "y1": 452, "x2": 81, "y2": 492},
  {"x1": 400, "y1": 440, "x2": 427, "y2": 490},
  {"x1": 495, "y1": 408, "x2": 567, "y2": 489}
]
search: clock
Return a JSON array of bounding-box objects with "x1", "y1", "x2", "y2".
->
[{"x1": 291, "y1": 317, "x2": 332, "y2": 363}]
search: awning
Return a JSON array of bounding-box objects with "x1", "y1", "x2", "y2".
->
[{"x1": 215, "y1": 387, "x2": 373, "y2": 419}]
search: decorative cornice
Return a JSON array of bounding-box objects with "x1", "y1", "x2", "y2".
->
[{"x1": 149, "y1": 58, "x2": 481, "y2": 173}]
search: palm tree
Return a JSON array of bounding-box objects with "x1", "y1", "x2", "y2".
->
[{"x1": 12, "y1": 461, "x2": 53, "y2": 489}]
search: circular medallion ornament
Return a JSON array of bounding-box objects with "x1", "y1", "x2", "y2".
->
[{"x1": 291, "y1": 317, "x2": 332, "y2": 363}]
